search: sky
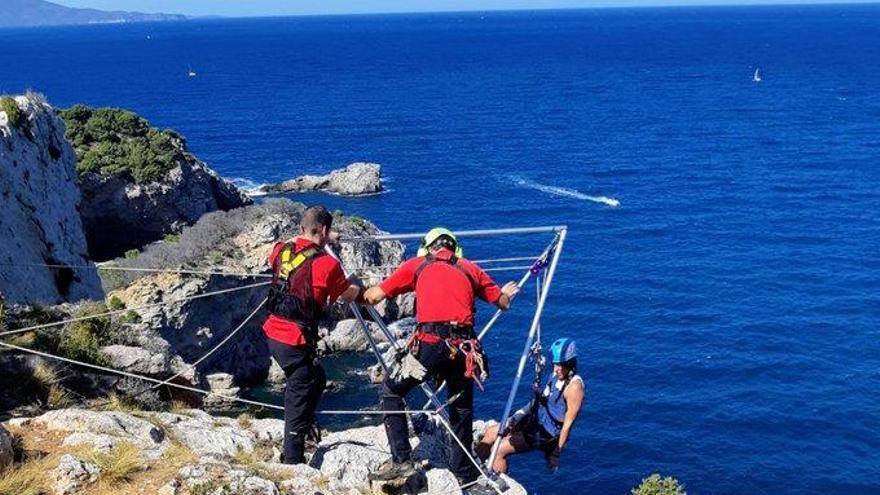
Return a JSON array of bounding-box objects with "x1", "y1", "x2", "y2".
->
[{"x1": 54, "y1": 0, "x2": 879, "y2": 17}]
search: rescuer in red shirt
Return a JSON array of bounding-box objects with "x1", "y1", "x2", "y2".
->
[
  {"x1": 363, "y1": 227, "x2": 519, "y2": 489},
  {"x1": 263, "y1": 206, "x2": 362, "y2": 465}
]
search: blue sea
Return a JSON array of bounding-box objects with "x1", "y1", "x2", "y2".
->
[{"x1": 2, "y1": 5, "x2": 879, "y2": 494}]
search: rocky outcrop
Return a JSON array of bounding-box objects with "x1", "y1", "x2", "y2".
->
[
  {"x1": 6, "y1": 408, "x2": 526, "y2": 495},
  {"x1": 259, "y1": 162, "x2": 382, "y2": 196},
  {"x1": 77, "y1": 147, "x2": 252, "y2": 261},
  {"x1": 53, "y1": 454, "x2": 100, "y2": 495},
  {"x1": 104, "y1": 199, "x2": 407, "y2": 386},
  {"x1": 0, "y1": 93, "x2": 103, "y2": 304},
  {"x1": 0, "y1": 424, "x2": 13, "y2": 472}
]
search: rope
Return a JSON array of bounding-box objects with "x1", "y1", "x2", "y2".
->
[
  {"x1": 0, "y1": 340, "x2": 459, "y2": 418},
  {"x1": 0, "y1": 340, "x2": 284, "y2": 411},
  {"x1": 0, "y1": 281, "x2": 270, "y2": 338},
  {"x1": 0, "y1": 262, "x2": 273, "y2": 279}
]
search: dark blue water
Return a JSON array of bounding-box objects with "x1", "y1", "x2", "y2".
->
[{"x1": 3, "y1": 5, "x2": 880, "y2": 494}]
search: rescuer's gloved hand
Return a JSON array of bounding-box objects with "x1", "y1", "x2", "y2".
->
[{"x1": 546, "y1": 446, "x2": 561, "y2": 473}]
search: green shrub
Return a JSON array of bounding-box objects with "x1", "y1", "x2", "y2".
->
[
  {"x1": 59, "y1": 105, "x2": 184, "y2": 184},
  {"x1": 631, "y1": 474, "x2": 687, "y2": 495},
  {"x1": 124, "y1": 249, "x2": 140, "y2": 259},
  {"x1": 0, "y1": 96, "x2": 23, "y2": 129},
  {"x1": 163, "y1": 233, "x2": 181, "y2": 243},
  {"x1": 107, "y1": 296, "x2": 126, "y2": 311},
  {"x1": 56, "y1": 303, "x2": 113, "y2": 365},
  {"x1": 349, "y1": 215, "x2": 366, "y2": 227},
  {"x1": 121, "y1": 310, "x2": 141, "y2": 324}
]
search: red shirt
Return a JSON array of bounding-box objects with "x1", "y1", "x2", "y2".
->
[
  {"x1": 263, "y1": 238, "x2": 350, "y2": 346},
  {"x1": 379, "y1": 248, "x2": 502, "y2": 326}
]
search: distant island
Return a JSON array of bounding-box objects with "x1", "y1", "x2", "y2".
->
[{"x1": 1, "y1": 0, "x2": 186, "y2": 28}]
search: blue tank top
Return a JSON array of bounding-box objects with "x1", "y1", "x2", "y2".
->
[{"x1": 537, "y1": 375, "x2": 583, "y2": 436}]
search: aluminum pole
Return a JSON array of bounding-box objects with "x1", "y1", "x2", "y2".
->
[{"x1": 341, "y1": 225, "x2": 566, "y2": 243}]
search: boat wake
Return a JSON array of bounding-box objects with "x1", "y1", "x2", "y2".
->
[{"x1": 505, "y1": 175, "x2": 620, "y2": 207}]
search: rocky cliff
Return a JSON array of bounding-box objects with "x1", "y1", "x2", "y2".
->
[
  {"x1": 0, "y1": 94, "x2": 103, "y2": 305},
  {"x1": 60, "y1": 105, "x2": 252, "y2": 261}
]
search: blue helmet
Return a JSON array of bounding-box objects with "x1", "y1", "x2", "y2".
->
[{"x1": 549, "y1": 338, "x2": 577, "y2": 364}]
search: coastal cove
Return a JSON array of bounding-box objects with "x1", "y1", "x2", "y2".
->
[{"x1": 1, "y1": 5, "x2": 879, "y2": 495}]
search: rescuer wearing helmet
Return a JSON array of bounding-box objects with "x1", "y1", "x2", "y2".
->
[
  {"x1": 363, "y1": 227, "x2": 520, "y2": 488},
  {"x1": 263, "y1": 205, "x2": 364, "y2": 465},
  {"x1": 476, "y1": 337, "x2": 585, "y2": 475}
]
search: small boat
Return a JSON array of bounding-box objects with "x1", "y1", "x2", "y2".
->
[
  {"x1": 753, "y1": 68, "x2": 762, "y2": 82},
  {"x1": 188, "y1": 66, "x2": 197, "y2": 78}
]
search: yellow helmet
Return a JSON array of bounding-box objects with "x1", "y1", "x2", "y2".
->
[{"x1": 417, "y1": 227, "x2": 463, "y2": 258}]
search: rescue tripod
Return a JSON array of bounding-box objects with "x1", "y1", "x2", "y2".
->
[{"x1": 332, "y1": 225, "x2": 568, "y2": 494}]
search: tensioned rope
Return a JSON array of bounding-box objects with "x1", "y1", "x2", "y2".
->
[{"x1": 0, "y1": 281, "x2": 270, "y2": 338}]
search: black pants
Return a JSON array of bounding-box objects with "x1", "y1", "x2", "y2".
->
[
  {"x1": 381, "y1": 340, "x2": 477, "y2": 482},
  {"x1": 268, "y1": 339, "x2": 326, "y2": 464}
]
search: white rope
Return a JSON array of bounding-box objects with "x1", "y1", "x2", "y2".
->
[
  {"x1": 0, "y1": 341, "x2": 452, "y2": 419},
  {"x1": 0, "y1": 340, "x2": 285, "y2": 410},
  {"x1": 0, "y1": 281, "x2": 270, "y2": 338},
  {"x1": 149, "y1": 297, "x2": 268, "y2": 390},
  {"x1": 0, "y1": 262, "x2": 273, "y2": 279}
]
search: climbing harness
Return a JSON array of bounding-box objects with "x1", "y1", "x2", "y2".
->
[{"x1": 266, "y1": 242, "x2": 324, "y2": 345}]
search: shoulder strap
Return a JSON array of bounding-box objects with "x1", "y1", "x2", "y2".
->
[{"x1": 275, "y1": 244, "x2": 322, "y2": 282}]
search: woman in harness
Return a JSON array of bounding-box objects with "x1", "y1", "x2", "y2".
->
[{"x1": 476, "y1": 337, "x2": 585, "y2": 474}]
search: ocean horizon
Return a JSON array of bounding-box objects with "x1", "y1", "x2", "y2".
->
[{"x1": 1, "y1": 4, "x2": 879, "y2": 494}]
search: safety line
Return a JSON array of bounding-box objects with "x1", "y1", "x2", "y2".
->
[
  {"x1": 151, "y1": 297, "x2": 268, "y2": 390},
  {"x1": 0, "y1": 262, "x2": 273, "y2": 279},
  {"x1": 0, "y1": 340, "x2": 461, "y2": 419},
  {"x1": 0, "y1": 281, "x2": 270, "y2": 338}
]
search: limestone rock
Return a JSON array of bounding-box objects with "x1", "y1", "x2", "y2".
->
[
  {"x1": 33, "y1": 409, "x2": 165, "y2": 451},
  {"x1": 178, "y1": 463, "x2": 280, "y2": 495},
  {"x1": 53, "y1": 454, "x2": 100, "y2": 495},
  {"x1": 250, "y1": 418, "x2": 284, "y2": 443},
  {"x1": 151, "y1": 411, "x2": 255, "y2": 458},
  {"x1": 426, "y1": 469, "x2": 462, "y2": 495},
  {"x1": 0, "y1": 425, "x2": 13, "y2": 472},
  {"x1": 61, "y1": 432, "x2": 118, "y2": 452},
  {"x1": 267, "y1": 358, "x2": 286, "y2": 385},
  {"x1": 319, "y1": 318, "x2": 385, "y2": 353},
  {"x1": 101, "y1": 344, "x2": 170, "y2": 376},
  {"x1": 259, "y1": 162, "x2": 382, "y2": 196},
  {"x1": 0, "y1": 93, "x2": 103, "y2": 304},
  {"x1": 204, "y1": 372, "x2": 241, "y2": 409}
]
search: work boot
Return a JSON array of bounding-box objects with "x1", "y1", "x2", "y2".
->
[
  {"x1": 368, "y1": 460, "x2": 416, "y2": 482},
  {"x1": 305, "y1": 420, "x2": 322, "y2": 446}
]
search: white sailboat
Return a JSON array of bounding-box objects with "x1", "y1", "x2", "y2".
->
[
  {"x1": 188, "y1": 66, "x2": 197, "y2": 78},
  {"x1": 753, "y1": 67, "x2": 762, "y2": 82}
]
